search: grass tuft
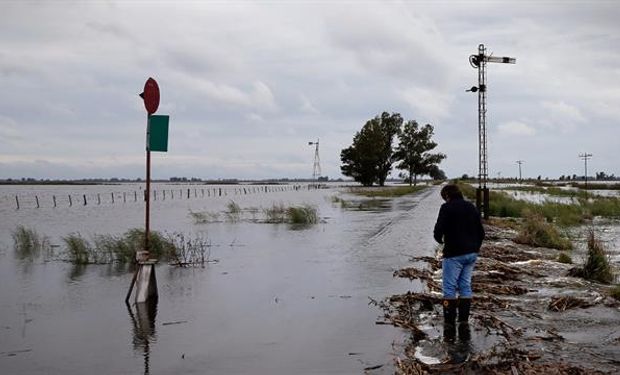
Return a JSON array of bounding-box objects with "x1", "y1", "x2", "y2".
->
[
  {"x1": 12, "y1": 226, "x2": 50, "y2": 260},
  {"x1": 580, "y1": 229, "x2": 615, "y2": 284},
  {"x1": 557, "y1": 252, "x2": 573, "y2": 264},
  {"x1": 514, "y1": 212, "x2": 572, "y2": 250},
  {"x1": 63, "y1": 234, "x2": 94, "y2": 264},
  {"x1": 287, "y1": 205, "x2": 318, "y2": 224},
  {"x1": 349, "y1": 185, "x2": 426, "y2": 198},
  {"x1": 263, "y1": 203, "x2": 288, "y2": 223},
  {"x1": 226, "y1": 200, "x2": 242, "y2": 222},
  {"x1": 62, "y1": 229, "x2": 176, "y2": 265},
  {"x1": 610, "y1": 285, "x2": 620, "y2": 301}
]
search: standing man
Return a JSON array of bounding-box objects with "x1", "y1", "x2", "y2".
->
[{"x1": 433, "y1": 184, "x2": 485, "y2": 328}]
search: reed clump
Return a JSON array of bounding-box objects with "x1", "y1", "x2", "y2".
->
[
  {"x1": 63, "y1": 234, "x2": 95, "y2": 264},
  {"x1": 168, "y1": 232, "x2": 212, "y2": 266},
  {"x1": 12, "y1": 226, "x2": 50, "y2": 260},
  {"x1": 349, "y1": 185, "x2": 426, "y2": 198},
  {"x1": 263, "y1": 203, "x2": 288, "y2": 223},
  {"x1": 226, "y1": 200, "x2": 242, "y2": 222},
  {"x1": 514, "y1": 212, "x2": 572, "y2": 250},
  {"x1": 578, "y1": 230, "x2": 615, "y2": 284},
  {"x1": 63, "y1": 229, "x2": 176, "y2": 264},
  {"x1": 287, "y1": 205, "x2": 318, "y2": 224},
  {"x1": 189, "y1": 210, "x2": 220, "y2": 224}
]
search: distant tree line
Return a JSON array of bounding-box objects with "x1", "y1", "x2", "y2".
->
[{"x1": 340, "y1": 112, "x2": 446, "y2": 186}]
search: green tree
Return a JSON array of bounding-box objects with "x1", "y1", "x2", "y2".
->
[
  {"x1": 340, "y1": 112, "x2": 403, "y2": 186},
  {"x1": 393, "y1": 121, "x2": 446, "y2": 186}
]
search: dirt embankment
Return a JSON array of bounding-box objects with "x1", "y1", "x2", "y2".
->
[{"x1": 378, "y1": 222, "x2": 620, "y2": 375}]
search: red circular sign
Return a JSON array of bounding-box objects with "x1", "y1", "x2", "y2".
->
[{"x1": 142, "y1": 77, "x2": 160, "y2": 114}]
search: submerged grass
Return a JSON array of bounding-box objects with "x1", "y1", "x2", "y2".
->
[
  {"x1": 12, "y1": 226, "x2": 51, "y2": 260},
  {"x1": 62, "y1": 229, "x2": 176, "y2": 264},
  {"x1": 514, "y1": 212, "x2": 572, "y2": 250},
  {"x1": 263, "y1": 203, "x2": 288, "y2": 223},
  {"x1": 459, "y1": 182, "x2": 620, "y2": 225},
  {"x1": 189, "y1": 210, "x2": 220, "y2": 224},
  {"x1": 348, "y1": 185, "x2": 427, "y2": 198},
  {"x1": 226, "y1": 200, "x2": 242, "y2": 222},
  {"x1": 287, "y1": 205, "x2": 318, "y2": 224}
]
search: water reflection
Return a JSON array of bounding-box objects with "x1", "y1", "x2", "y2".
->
[
  {"x1": 443, "y1": 323, "x2": 473, "y2": 364},
  {"x1": 127, "y1": 299, "x2": 158, "y2": 375},
  {"x1": 68, "y1": 263, "x2": 87, "y2": 280}
]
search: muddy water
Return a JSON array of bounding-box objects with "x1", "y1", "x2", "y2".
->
[{"x1": 0, "y1": 184, "x2": 442, "y2": 374}]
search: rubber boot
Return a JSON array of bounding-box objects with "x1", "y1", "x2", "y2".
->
[
  {"x1": 457, "y1": 298, "x2": 471, "y2": 323},
  {"x1": 443, "y1": 299, "x2": 457, "y2": 325},
  {"x1": 443, "y1": 299, "x2": 457, "y2": 343}
]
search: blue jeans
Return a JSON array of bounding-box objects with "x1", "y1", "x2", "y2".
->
[{"x1": 442, "y1": 253, "x2": 478, "y2": 299}]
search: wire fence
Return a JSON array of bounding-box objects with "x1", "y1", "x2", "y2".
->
[{"x1": 5, "y1": 184, "x2": 320, "y2": 210}]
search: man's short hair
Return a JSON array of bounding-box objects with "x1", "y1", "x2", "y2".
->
[{"x1": 441, "y1": 184, "x2": 463, "y2": 200}]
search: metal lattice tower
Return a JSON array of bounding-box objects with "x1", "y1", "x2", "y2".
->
[{"x1": 308, "y1": 139, "x2": 321, "y2": 181}]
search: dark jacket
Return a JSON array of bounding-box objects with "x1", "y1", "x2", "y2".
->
[{"x1": 433, "y1": 197, "x2": 485, "y2": 258}]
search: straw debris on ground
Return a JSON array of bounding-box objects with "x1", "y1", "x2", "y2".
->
[{"x1": 381, "y1": 219, "x2": 620, "y2": 374}]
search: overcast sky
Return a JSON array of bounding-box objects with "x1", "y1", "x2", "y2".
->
[{"x1": 1, "y1": 0, "x2": 618, "y2": 181}]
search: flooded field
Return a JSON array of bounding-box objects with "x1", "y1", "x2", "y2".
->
[{"x1": 0, "y1": 183, "x2": 442, "y2": 374}]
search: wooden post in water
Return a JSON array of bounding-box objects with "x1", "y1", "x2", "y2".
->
[
  {"x1": 35, "y1": 196, "x2": 39, "y2": 208},
  {"x1": 15, "y1": 196, "x2": 19, "y2": 210},
  {"x1": 53, "y1": 195, "x2": 57, "y2": 207},
  {"x1": 69, "y1": 195, "x2": 72, "y2": 206}
]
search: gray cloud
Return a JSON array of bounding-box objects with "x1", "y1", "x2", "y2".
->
[{"x1": 0, "y1": 1, "x2": 618, "y2": 180}]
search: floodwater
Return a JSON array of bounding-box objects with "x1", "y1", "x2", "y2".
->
[{"x1": 0, "y1": 183, "x2": 442, "y2": 374}]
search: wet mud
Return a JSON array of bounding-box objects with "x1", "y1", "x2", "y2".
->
[{"x1": 382, "y1": 222, "x2": 620, "y2": 374}]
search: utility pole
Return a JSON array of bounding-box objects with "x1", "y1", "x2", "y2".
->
[
  {"x1": 468, "y1": 44, "x2": 516, "y2": 219},
  {"x1": 308, "y1": 139, "x2": 321, "y2": 186},
  {"x1": 516, "y1": 160, "x2": 524, "y2": 182},
  {"x1": 579, "y1": 153, "x2": 592, "y2": 193}
]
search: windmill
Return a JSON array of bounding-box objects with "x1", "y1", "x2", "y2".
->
[{"x1": 308, "y1": 139, "x2": 321, "y2": 184}]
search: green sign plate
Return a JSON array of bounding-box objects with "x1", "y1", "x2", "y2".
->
[{"x1": 148, "y1": 115, "x2": 169, "y2": 152}]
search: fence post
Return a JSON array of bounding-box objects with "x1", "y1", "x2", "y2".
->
[
  {"x1": 35, "y1": 196, "x2": 40, "y2": 208},
  {"x1": 111, "y1": 192, "x2": 115, "y2": 204},
  {"x1": 123, "y1": 192, "x2": 126, "y2": 203},
  {"x1": 84, "y1": 194, "x2": 87, "y2": 206},
  {"x1": 187, "y1": 189, "x2": 190, "y2": 199},
  {"x1": 53, "y1": 195, "x2": 57, "y2": 207},
  {"x1": 97, "y1": 193, "x2": 101, "y2": 205},
  {"x1": 69, "y1": 195, "x2": 72, "y2": 206},
  {"x1": 134, "y1": 191, "x2": 137, "y2": 202},
  {"x1": 15, "y1": 195, "x2": 19, "y2": 209},
  {"x1": 219, "y1": 188, "x2": 222, "y2": 196},
  {"x1": 163, "y1": 190, "x2": 166, "y2": 200}
]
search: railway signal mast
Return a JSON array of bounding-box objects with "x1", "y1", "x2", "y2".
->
[
  {"x1": 308, "y1": 139, "x2": 321, "y2": 186},
  {"x1": 468, "y1": 44, "x2": 516, "y2": 219}
]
